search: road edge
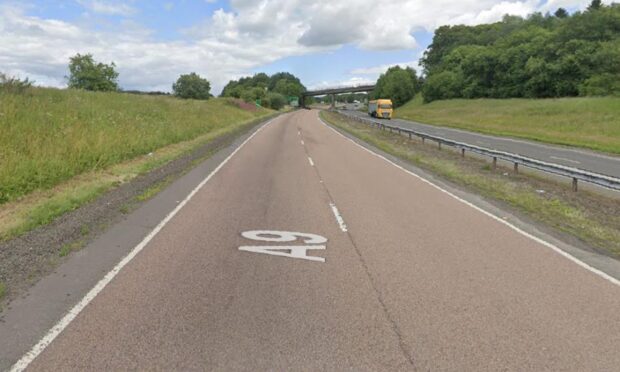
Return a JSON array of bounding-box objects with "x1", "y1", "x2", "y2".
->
[
  {"x1": 319, "y1": 112, "x2": 620, "y2": 286},
  {"x1": 0, "y1": 114, "x2": 283, "y2": 371}
]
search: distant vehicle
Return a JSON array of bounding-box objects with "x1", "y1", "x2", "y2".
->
[{"x1": 368, "y1": 99, "x2": 393, "y2": 119}]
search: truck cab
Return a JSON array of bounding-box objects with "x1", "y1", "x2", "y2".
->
[{"x1": 368, "y1": 99, "x2": 393, "y2": 119}]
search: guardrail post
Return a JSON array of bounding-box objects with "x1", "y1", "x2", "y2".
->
[
  {"x1": 461, "y1": 148, "x2": 465, "y2": 158},
  {"x1": 408, "y1": 133, "x2": 412, "y2": 140},
  {"x1": 422, "y1": 137, "x2": 425, "y2": 144},
  {"x1": 492, "y1": 157, "x2": 497, "y2": 170},
  {"x1": 572, "y1": 178, "x2": 578, "y2": 192},
  {"x1": 438, "y1": 142, "x2": 442, "y2": 150},
  {"x1": 514, "y1": 162, "x2": 519, "y2": 173}
]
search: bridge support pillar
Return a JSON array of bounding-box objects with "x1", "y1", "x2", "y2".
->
[{"x1": 330, "y1": 94, "x2": 335, "y2": 110}]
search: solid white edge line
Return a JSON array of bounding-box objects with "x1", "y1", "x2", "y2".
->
[
  {"x1": 9, "y1": 117, "x2": 279, "y2": 372},
  {"x1": 329, "y1": 202, "x2": 348, "y2": 232},
  {"x1": 318, "y1": 116, "x2": 620, "y2": 287},
  {"x1": 308, "y1": 157, "x2": 314, "y2": 167},
  {"x1": 301, "y1": 140, "x2": 305, "y2": 145},
  {"x1": 550, "y1": 155, "x2": 581, "y2": 165}
]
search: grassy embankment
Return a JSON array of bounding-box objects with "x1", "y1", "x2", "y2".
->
[
  {"x1": 396, "y1": 96, "x2": 620, "y2": 155},
  {"x1": 321, "y1": 110, "x2": 620, "y2": 258},
  {"x1": 0, "y1": 87, "x2": 274, "y2": 242}
]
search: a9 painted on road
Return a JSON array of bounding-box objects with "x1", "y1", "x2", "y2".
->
[{"x1": 238, "y1": 230, "x2": 327, "y2": 262}]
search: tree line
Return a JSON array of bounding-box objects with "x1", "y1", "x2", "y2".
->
[
  {"x1": 28, "y1": 53, "x2": 303, "y2": 110},
  {"x1": 220, "y1": 72, "x2": 306, "y2": 110},
  {"x1": 420, "y1": 1, "x2": 620, "y2": 102},
  {"x1": 9, "y1": 1, "x2": 617, "y2": 108},
  {"x1": 64, "y1": 54, "x2": 214, "y2": 100}
]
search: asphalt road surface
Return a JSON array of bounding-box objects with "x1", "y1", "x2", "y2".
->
[
  {"x1": 11, "y1": 110, "x2": 620, "y2": 370},
  {"x1": 342, "y1": 109, "x2": 620, "y2": 178}
]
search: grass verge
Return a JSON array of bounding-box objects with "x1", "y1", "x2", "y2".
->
[
  {"x1": 0, "y1": 88, "x2": 272, "y2": 204},
  {"x1": 396, "y1": 95, "x2": 620, "y2": 155},
  {"x1": 321, "y1": 110, "x2": 620, "y2": 258},
  {"x1": 135, "y1": 177, "x2": 174, "y2": 203},
  {"x1": 0, "y1": 98, "x2": 275, "y2": 241}
]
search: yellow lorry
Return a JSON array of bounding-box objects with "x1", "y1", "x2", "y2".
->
[{"x1": 368, "y1": 99, "x2": 393, "y2": 119}]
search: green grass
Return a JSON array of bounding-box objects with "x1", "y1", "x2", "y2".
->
[
  {"x1": 396, "y1": 95, "x2": 620, "y2": 154},
  {"x1": 0, "y1": 87, "x2": 272, "y2": 205},
  {"x1": 135, "y1": 177, "x2": 173, "y2": 202},
  {"x1": 0, "y1": 282, "x2": 5, "y2": 300},
  {"x1": 59, "y1": 239, "x2": 85, "y2": 257},
  {"x1": 321, "y1": 110, "x2": 620, "y2": 258},
  {"x1": 0, "y1": 88, "x2": 276, "y2": 241}
]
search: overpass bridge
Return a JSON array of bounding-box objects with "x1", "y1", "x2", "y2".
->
[{"x1": 301, "y1": 84, "x2": 375, "y2": 108}]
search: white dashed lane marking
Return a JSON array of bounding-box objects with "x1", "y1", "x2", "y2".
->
[{"x1": 329, "y1": 203, "x2": 348, "y2": 232}]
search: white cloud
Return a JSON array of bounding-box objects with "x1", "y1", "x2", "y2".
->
[
  {"x1": 76, "y1": 1, "x2": 136, "y2": 16},
  {"x1": 351, "y1": 61, "x2": 419, "y2": 75},
  {"x1": 449, "y1": 0, "x2": 538, "y2": 25},
  {"x1": 0, "y1": 0, "x2": 592, "y2": 93},
  {"x1": 539, "y1": 0, "x2": 615, "y2": 12}
]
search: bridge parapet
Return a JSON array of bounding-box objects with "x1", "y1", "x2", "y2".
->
[
  {"x1": 301, "y1": 84, "x2": 375, "y2": 108},
  {"x1": 302, "y1": 84, "x2": 375, "y2": 97}
]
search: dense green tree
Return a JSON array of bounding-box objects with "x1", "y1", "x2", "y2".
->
[
  {"x1": 272, "y1": 79, "x2": 304, "y2": 97},
  {"x1": 172, "y1": 73, "x2": 211, "y2": 100},
  {"x1": 264, "y1": 92, "x2": 287, "y2": 110},
  {"x1": 420, "y1": 3, "x2": 620, "y2": 101},
  {"x1": 252, "y1": 73, "x2": 270, "y2": 88},
  {"x1": 221, "y1": 71, "x2": 305, "y2": 110},
  {"x1": 373, "y1": 66, "x2": 420, "y2": 107},
  {"x1": 554, "y1": 8, "x2": 568, "y2": 18},
  {"x1": 267, "y1": 72, "x2": 303, "y2": 91},
  {"x1": 67, "y1": 53, "x2": 118, "y2": 92},
  {"x1": 422, "y1": 71, "x2": 465, "y2": 102},
  {"x1": 240, "y1": 86, "x2": 266, "y2": 103},
  {"x1": 588, "y1": 0, "x2": 602, "y2": 11}
]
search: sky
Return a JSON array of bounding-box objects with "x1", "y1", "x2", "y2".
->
[{"x1": 0, "y1": 0, "x2": 608, "y2": 94}]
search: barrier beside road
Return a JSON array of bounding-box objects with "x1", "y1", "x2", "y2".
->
[{"x1": 336, "y1": 110, "x2": 620, "y2": 192}]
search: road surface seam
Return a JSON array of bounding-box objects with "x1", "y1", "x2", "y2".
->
[
  {"x1": 319, "y1": 115, "x2": 620, "y2": 287},
  {"x1": 8, "y1": 116, "x2": 280, "y2": 372},
  {"x1": 298, "y1": 124, "x2": 417, "y2": 369}
]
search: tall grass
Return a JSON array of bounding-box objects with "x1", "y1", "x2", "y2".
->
[
  {"x1": 0, "y1": 87, "x2": 271, "y2": 204},
  {"x1": 396, "y1": 96, "x2": 620, "y2": 155}
]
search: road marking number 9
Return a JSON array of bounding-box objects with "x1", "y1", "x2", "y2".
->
[{"x1": 239, "y1": 230, "x2": 327, "y2": 262}]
